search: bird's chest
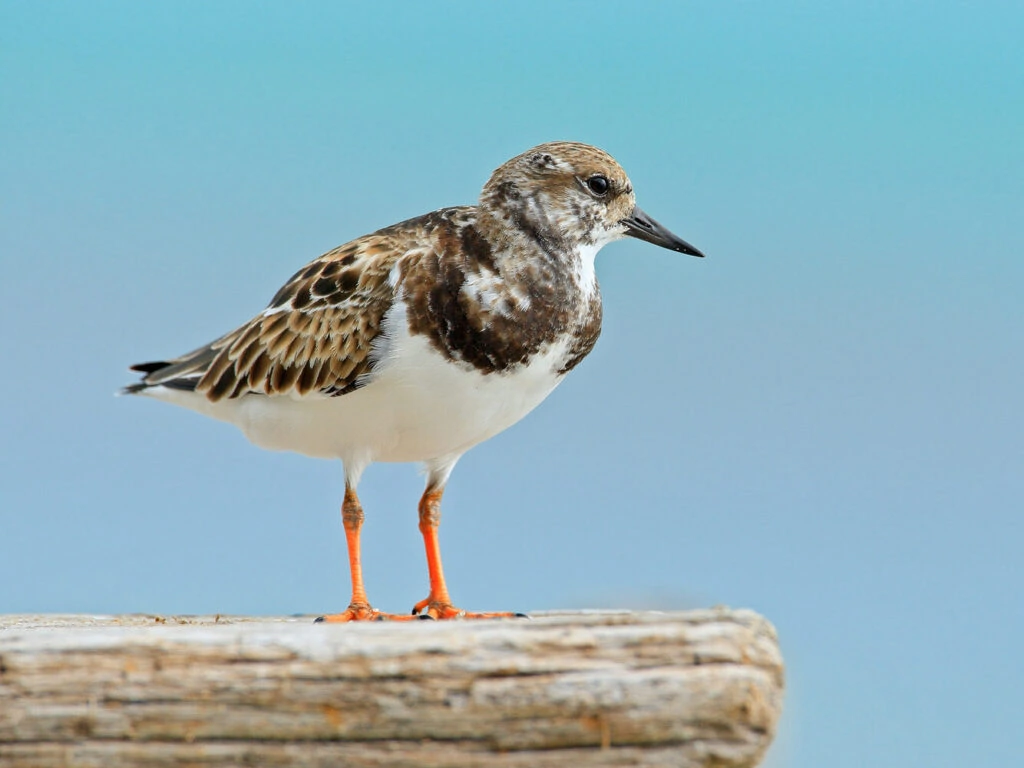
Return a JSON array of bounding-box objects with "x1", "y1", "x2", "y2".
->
[
  {"x1": 402, "y1": 263, "x2": 603, "y2": 378},
  {"x1": 355, "y1": 306, "x2": 588, "y2": 462},
  {"x1": 469, "y1": 286, "x2": 602, "y2": 376}
]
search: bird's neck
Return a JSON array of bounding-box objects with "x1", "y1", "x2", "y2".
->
[{"x1": 474, "y1": 198, "x2": 597, "y2": 297}]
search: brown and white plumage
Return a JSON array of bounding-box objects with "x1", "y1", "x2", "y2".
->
[
  {"x1": 126, "y1": 224, "x2": 408, "y2": 400},
  {"x1": 124, "y1": 141, "x2": 704, "y2": 621}
]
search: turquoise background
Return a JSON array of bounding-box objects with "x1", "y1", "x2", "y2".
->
[{"x1": 3, "y1": 2, "x2": 1022, "y2": 765}]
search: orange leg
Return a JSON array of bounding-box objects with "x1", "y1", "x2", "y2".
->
[
  {"x1": 317, "y1": 486, "x2": 414, "y2": 623},
  {"x1": 411, "y1": 485, "x2": 523, "y2": 620}
]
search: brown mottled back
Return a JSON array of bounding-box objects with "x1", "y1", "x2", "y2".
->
[{"x1": 130, "y1": 222, "x2": 421, "y2": 401}]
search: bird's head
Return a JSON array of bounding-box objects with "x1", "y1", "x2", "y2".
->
[{"x1": 479, "y1": 141, "x2": 704, "y2": 258}]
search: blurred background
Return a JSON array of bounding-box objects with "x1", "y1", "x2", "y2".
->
[{"x1": 2, "y1": 2, "x2": 1022, "y2": 766}]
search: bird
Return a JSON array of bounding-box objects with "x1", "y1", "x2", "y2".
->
[{"x1": 124, "y1": 141, "x2": 704, "y2": 621}]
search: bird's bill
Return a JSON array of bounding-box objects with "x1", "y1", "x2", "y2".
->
[{"x1": 621, "y1": 206, "x2": 704, "y2": 257}]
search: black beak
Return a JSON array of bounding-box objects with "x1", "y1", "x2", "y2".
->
[{"x1": 621, "y1": 206, "x2": 704, "y2": 257}]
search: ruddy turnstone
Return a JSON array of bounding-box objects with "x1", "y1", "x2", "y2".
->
[{"x1": 124, "y1": 141, "x2": 704, "y2": 621}]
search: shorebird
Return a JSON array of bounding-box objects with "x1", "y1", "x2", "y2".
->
[{"x1": 124, "y1": 141, "x2": 704, "y2": 621}]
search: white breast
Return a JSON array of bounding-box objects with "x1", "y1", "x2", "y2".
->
[{"x1": 148, "y1": 300, "x2": 571, "y2": 468}]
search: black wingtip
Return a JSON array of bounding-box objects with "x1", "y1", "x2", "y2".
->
[
  {"x1": 130, "y1": 361, "x2": 171, "y2": 374},
  {"x1": 121, "y1": 374, "x2": 200, "y2": 395}
]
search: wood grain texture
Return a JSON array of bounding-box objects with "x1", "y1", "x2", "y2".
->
[{"x1": 0, "y1": 609, "x2": 783, "y2": 767}]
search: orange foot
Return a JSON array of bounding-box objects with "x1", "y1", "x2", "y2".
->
[
  {"x1": 314, "y1": 602, "x2": 418, "y2": 623},
  {"x1": 411, "y1": 596, "x2": 528, "y2": 620}
]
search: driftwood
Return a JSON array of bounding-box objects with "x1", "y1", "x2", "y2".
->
[{"x1": 0, "y1": 609, "x2": 783, "y2": 767}]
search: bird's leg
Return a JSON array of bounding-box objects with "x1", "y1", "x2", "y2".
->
[
  {"x1": 317, "y1": 485, "x2": 413, "y2": 622},
  {"x1": 411, "y1": 485, "x2": 454, "y2": 616},
  {"x1": 411, "y1": 484, "x2": 521, "y2": 620}
]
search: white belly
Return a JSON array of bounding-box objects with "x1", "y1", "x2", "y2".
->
[{"x1": 145, "y1": 313, "x2": 569, "y2": 467}]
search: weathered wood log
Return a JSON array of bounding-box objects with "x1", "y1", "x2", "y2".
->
[{"x1": 0, "y1": 609, "x2": 783, "y2": 767}]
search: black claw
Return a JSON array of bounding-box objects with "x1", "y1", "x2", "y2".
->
[
  {"x1": 374, "y1": 615, "x2": 387, "y2": 622},
  {"x1": 514, "y1": 612, "x2": 531, "y2": 619},
  {"x1": 313, "y1": 616, "x2": 325, "y2": 624},
  {"x1": 418, "y1": 614, "x2": 436, "y2": 620}
]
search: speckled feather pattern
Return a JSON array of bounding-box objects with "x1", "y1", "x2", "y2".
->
[{"x1": 128, "y1": 142, "x2": 637, "y2": 403}]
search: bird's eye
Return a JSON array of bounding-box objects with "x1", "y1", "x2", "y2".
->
[{"x1": 586, "y1": 175, "x2": 609, "y2": 196}]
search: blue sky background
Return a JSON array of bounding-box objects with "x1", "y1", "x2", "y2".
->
[{"x1": 2, "y1": 2, "x2": 1022, "y2": 766}]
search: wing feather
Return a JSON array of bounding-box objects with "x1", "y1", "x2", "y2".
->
[
  {"x1": 126, "y1": 207, "x2": 477, "y2": 401},
  {"x1": 195, "y1": 237, "x2": 400, "y2": 401},
  {"x1": 130, "y1": 234, "x2": 404, "y2": 401}
]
